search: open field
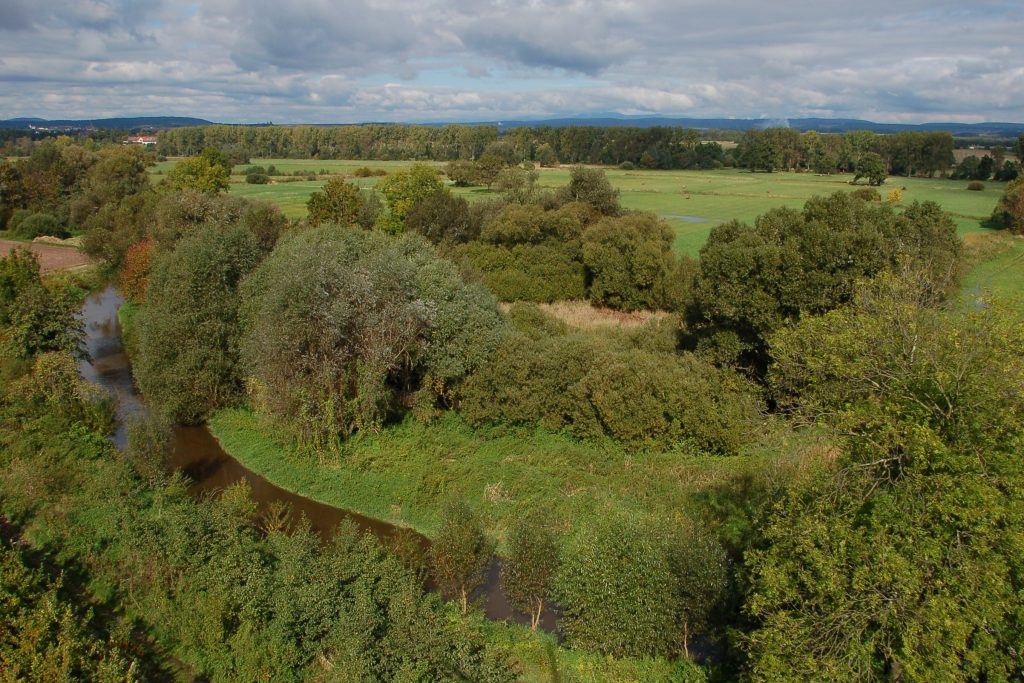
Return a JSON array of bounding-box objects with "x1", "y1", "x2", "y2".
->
[
  {"x1": 0, "y1": 238, "x2": 90, "y2": 272},
  {"x1": 191, "y1": 160, "x2": 1008, "y2": 256},
  {"x1": 962, "y1": 233, "x2": 1024, "y2": 314}
]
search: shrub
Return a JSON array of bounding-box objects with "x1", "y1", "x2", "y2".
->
[
  {"x1": 583, "y1": 212, "x2": 677, "y2": 311},
  {"x1": 966, "y1": 181, "x2": 984, "y2": 191},
  {"x1": 245, "y1": 172, "x2": 269, "y2": 184},
  {"x1": 11, "y1": 212, "x2": 67, "y2": 239},
  {"x1": 619, "y1": 161, "x2": 635, "y2": 170},
  {"x1": 119, "y1": 239, "x2": 156, "y2": 304},
  {"x1": 456, "y1": 241, "x2": 586, "y2": 303},
  {"x1": 849, "y1": 187, "x2": 881, "y2": 202},
  {"x1": 554, "y1": 515, "x2": 676, "y2": 657},
  {"x1": 461, "y1": 329, "x2": 762, "y2": 452}
]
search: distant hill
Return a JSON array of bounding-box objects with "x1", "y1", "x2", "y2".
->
[
  {"x1": 484, "y1": 115, "x2": 1024, "y2": 137},
  {"x1": 0, "y1": 116, "x2": 213, "y2": 131}
]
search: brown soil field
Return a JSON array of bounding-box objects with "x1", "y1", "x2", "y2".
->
[{"x1": 0, "y1": 240, "x2": 91, "y2": 272}]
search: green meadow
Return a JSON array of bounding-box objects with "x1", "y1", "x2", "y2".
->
[
  {"x1": 202, "y1": 160, "x2": 1004, "y2": 256},
  {"x1": 150, "y1": 158, "x2": 1016, "y2": 299}
]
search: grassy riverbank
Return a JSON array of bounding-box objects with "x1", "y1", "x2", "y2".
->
[{"x1": 209, "y1": 407, "x2": 824, "y2": 553}]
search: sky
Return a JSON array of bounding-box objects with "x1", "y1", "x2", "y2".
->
[{"x1": 0, "y1": 0, "x2": 1022, "y2": 124}]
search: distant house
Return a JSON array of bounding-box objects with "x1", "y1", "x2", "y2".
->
[{"x1": 125, "y1": 135, "x2": 157, "y2": 145}]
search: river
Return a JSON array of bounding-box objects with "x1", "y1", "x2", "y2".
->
[{"x1": 78, "y1": 285, "x2": 554, "y2": 630}]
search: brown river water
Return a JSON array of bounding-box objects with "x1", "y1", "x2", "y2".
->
[{"x1": 78, "y1": 286, "x2": 555, "y2": 630}]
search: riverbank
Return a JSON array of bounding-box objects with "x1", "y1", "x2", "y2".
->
[{"x1": 208, "y1": 406, "x2": 826, "y2": 555}]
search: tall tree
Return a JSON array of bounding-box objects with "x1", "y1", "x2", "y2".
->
[
  {"x1": 501, "y1": 511, "x2": 559, "y2": 630},
  {"x1": 430, "y1": 502, "x2": 493, "y2": 613}
]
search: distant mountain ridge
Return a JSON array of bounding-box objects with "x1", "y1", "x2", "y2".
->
[
  {"x1": 3, "y1": 114, "x2": 1022, "y2": 137},
  {"x1": 483, "y1": 115, "x2": 1024, "y2": 136},
  {"x1": 0, "y1": 116, "x2": 213, "y2": 130}
]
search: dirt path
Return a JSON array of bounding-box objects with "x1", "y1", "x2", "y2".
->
[{"x1": 0, "y1": 239, "x2": 91, "y2": 272}]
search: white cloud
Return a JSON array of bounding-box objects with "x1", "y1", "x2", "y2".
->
[{"x1": 0, "y1": 0, "x2": 1021, "y2": 122}]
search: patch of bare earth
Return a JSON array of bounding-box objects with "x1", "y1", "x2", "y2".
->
[
  {"x1": 502, "y1": 300, "x2": 667, "y2": 330},
  {"x1": 0, "y1": 239, "x2": 91, "y2": 272}
]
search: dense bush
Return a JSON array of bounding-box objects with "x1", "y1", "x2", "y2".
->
[
  {"x1": 461, "y1": 326, "x2": 762, "y2": 453},
  {"x1": 405, "y1": 191, "x2": 479, "y2": 244},
  {"x1": 583, "y1": 213, "x2": 677, "y2": 311},
  {"x1": 687, "y1": 191, "x2": 962, "y2": 372},
  {"x1": 966, "y1": 180, "x2": 984, "y2": 191},
  {"x1": 239, "y1": 228, "x2": 504, "y2": 446},
  {"x1": 134, "y1": 225, "x2": 262, "y2": 423},
  {"x1": 555, "y1": 515, "x2": 676, "y2": 657},
  {"x1": 10, "y1": 211, "x2": 67, "y2": 239},
  {"x1": 456, "y1": 241, "x2": 586, "y2": 303},
  {"x1": 245, "y1": 171, "x2": 269, "y2": 184},
  {"x1": 849, "y1": 187, "x2": 881, "y2": 202}
]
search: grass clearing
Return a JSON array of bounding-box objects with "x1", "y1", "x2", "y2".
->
[
  {"x1": 209, "y1": 407, "x2": 828, "y2": 554},
  {"x1": 961, "y1": 233, "x2": 1024, "y2": 312}
]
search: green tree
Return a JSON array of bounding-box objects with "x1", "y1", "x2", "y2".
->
[
  {"x1": 853, "y1": 151, "x2": 887, "y2": 185},
  {"x1": 583, "y1": 212, "x2": 676, "y2": 311},
  {"x1": 306, "y1": 177, "x2": 364, "y2": 227},
  {"x1": 554, "y1": 514, "x2": 675, "y2": 657},
  {"x1": 0, "y1": 248, "x2": 82, "y2": 359},
  {"x1": 430, "y1": 501, "x2": 494, "y2": 614},
  {"x1": 667, "y1": 526, "x2": 730, "y2": 658},
  {"x1": 746, "y1": 274, "x2": 1024, "y2": 681},
  {"x1": 239, "y1": 228, "x2": 503, "y2": 446},
  {"x1": 556, "y1": 166, "x2": 620, "y2": 215},
  {"x1": 375, "y1": 163, "x2": 446, "y2": 233},
  {"x1": 166, "y1": 154, "x2": 230, "y2": 194},
  {"x1": 501, "y1": 511, "x2": 559, "y2": 630},
  {"x1": 135, "y1": 225, "x2": 262, "y2": 423},
  {"x1": 992, "y1": 175, "x2": 1024, "y2": 233},
  {"x1": 687, "y1": 192, "x2": 961, "y2": 372}
]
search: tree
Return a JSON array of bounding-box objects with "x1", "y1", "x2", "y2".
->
[
  {"x1": 430, "y1": 502, "x2": 493, "y2": 613},
  {"x1": 375, "y1": 164, "x2": 446, "y2": 233},
  {"x1": 667, "y1": 526, "x2": 729, "y2": 658},
  {"x1": 583, "y1": 212, "x2": 677, "y2": 311},
  {"x1": 166, "y1": 154, "x2": 230, "y2": 194},
  {"x1": 239, "y1": 228, "x2": 503, "y2": 446},
  {"x1": 746, "y1": 274, "x2": 1024, "y2": 681},
  {"x1": 535, "y1": 142, "x2": 558, "y2": 167},
  {"x1": 554, "y1": 514, "x2": 676, "y2": 657},
  {"x1": 494, "y1": 166, "x2": 539, "y2": 204},
  {"x1": 306, "y1": 177, "x2": 364, "y2": 227},
  {"x1": 992, "y1": 175, "x2": 1024, "y2": 233},
  {"x1": 687, "y1": 192, "x2": 961, "y2": 373},
  {"x1": 404, "y1": 191, "x2": 478, "y2": 244},
  {"x1": 853, "y1": 151, "x2": 886, "y2": 185},
  {"x1": 0, "y1": 248, "x2": 82, "y2": 360},
  {"x1": 556, "y1": 166, "x2": 620, "y2": 215},
  {"x1": 501, "y1": 511, "x2": 559, "y2": 630},
  {"x1": 135, "y1": 225, "x2": 262, "y2": 423}
]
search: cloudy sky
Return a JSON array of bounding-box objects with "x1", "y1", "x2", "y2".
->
[{"x1": 1, "y1": 0, "x2": 1022, "y2": 124}]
